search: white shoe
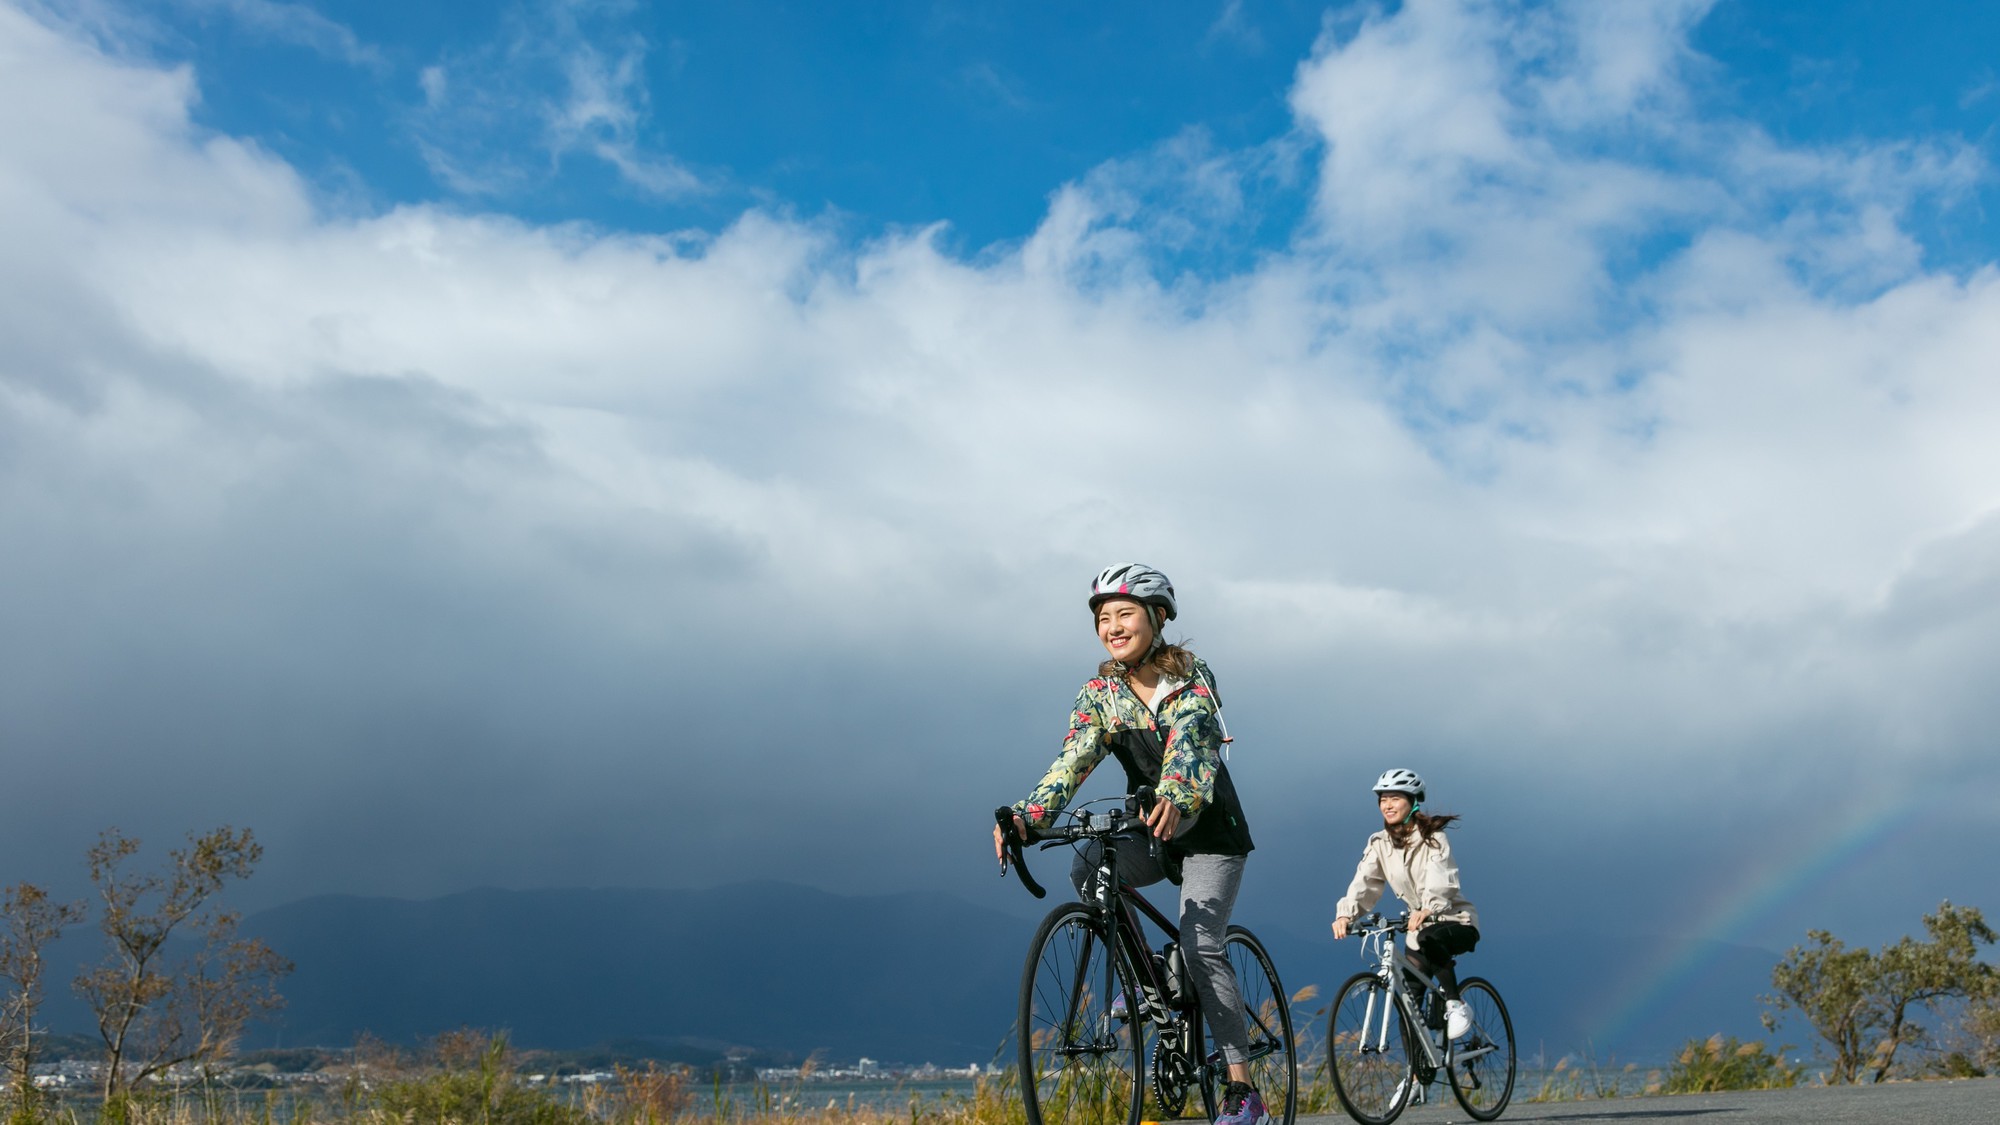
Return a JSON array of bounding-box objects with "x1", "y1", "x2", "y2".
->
[
  {"x1": 1445, "y1": 999, "x2": 1472, "y2": 1040},
  {"x1": 1389, "y1": 1076, "x2": 1426, "y2": 1106}
]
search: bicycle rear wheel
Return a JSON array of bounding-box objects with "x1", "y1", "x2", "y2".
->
[
  {"x1": 1019, "y1": 903, "x2": 1143, "y2": 1125},
  {"x1": 1327, "y1": 972, "x2": 1413, "y2": 1125},
  {"x1": 1196, "y1": 927, "x2": 1298, "y2": 1125},
  {"x1": 1445, "y1": 977, "x2": 1515, "y2": 1121}
]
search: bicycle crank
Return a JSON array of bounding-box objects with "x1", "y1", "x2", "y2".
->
[{"x1": 1151, "y1": 1031, "x2": 1195, "y2": 1115}]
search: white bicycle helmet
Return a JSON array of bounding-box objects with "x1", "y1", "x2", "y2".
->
[
  {"x1": 1372, "y1": 768, "x2": 1426, "y2": 805},
  {"x1": 1089, "y1": 563, "x2": 1178, "y2": 621}
]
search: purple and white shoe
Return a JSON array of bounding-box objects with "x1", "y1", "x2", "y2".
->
[{"x1": 1216, "y1": 1082, "x2": 1269, "y2": 1125}]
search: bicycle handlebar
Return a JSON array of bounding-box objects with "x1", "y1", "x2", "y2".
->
[
  {"x1": 993, "y1": 806, "x2": 1047, "y2": 899},
  {"x1": 995, "y1": 787, "x2": 1160, "y2": 900},
  {"x1": 1335, "y1": 911, "x2": 1418, "y2": 937}
]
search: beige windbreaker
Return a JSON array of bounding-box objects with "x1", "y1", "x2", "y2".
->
[{"x1": 1334, "y1": 828, "x2": 1479, "y2": 929}]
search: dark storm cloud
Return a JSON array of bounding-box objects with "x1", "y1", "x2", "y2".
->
[{"x1": 1, "y1": 0, "x2": 1998, "y2": 1012}]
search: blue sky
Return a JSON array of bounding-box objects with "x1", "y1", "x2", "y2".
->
[
  {"x1": 148, "y1": 1, "x2": 1328, "y2": 246},
  {"x1": 5, "y1": 0, "x2": 2000, "y2": 1051},
  {"x1": 125, "y1": 1, "x2": 2000, "y2": 257}
]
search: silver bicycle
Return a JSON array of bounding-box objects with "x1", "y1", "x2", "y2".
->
[{"x1": 1326, "y1": 912, "x2": 1515, "y2": 1124}]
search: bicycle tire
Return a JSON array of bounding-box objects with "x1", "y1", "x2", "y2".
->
[
  {"x1": 1445, "y1": 977, "x2": 1515, "y2": 1121},
  {"x1": 1196, "y1": 927, "x2": 1298, "y2": 1125},
  {"x1": 1327, "y1": 971, "x2": 1414, "y2": 1125},
  {"x1": 1018, "y1": 903, "x2": 1144, "y2": 1125}
]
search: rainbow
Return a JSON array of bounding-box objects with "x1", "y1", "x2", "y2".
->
[{"x1": 1592, "y1": 797, "x2": 1924, "y2": 1047}]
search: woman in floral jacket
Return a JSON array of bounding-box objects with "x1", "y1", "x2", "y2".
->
[{"x1": 992, "y1": 563, "x2": 1264, "y2": 1125}]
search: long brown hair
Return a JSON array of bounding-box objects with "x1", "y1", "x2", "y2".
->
[{"x1": 1386, "y1": 810, "x2": 1460, "y2": 849}]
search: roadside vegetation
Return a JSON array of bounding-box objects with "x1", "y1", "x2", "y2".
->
[
  {"x1": 1654, "y1": 1035, "x2": 1801, "y2": 1094},
  {"x1": 1763, "y1": 900, "x2": 1996, "y2": 1083},
  {"x1": 4, "y1": 828, "x2": 289, "y2": 1125},
  {"x1": 1522, "y1": 1049, "x2": 1641, "y2": 1102},
  {"x1": 1, "y1": 1030, "x2": 1027, "y2": 1125},
  {"x1": 6, "y1": 834, "x2": 1993, "y2": 1124}
]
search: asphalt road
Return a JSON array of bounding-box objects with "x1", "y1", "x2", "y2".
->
[{"x1": 1294, "y1": 1076, "x2": 1999, "y2": 1124}]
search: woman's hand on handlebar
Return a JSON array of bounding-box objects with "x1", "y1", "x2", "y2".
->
[
  {"x1": 1144, "y1": 797, "x2": 1181, "y2": 840},
  {"x1": 993, "y1": 813, "x2": 1028, "y2": 862},
  {"x1": 1331, "y1": 916, "x2": 1351, "y2": 940}
]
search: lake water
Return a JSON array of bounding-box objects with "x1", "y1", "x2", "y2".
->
[{"x1": 711, "y1": 1078, "x2": 993, "y2": 1112}]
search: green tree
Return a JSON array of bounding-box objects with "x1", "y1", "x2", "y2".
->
[
  {"x1": 1765, "y1": 901, "x2": 1997, "y2": 1083},
  {"x1": 1, "y1": 884, "x2": 87, "y2": 1125},
  {"x1": 1954, "y1": 994, "x2": 2000, "y2": 1075},
  {"x1": 73, "y1": 827, "x2": 292, "y2": 1110}
]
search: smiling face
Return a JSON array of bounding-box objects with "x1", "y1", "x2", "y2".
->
[
  {"x1": 1378, "y1": 791, "x2": 1414, "y2": 826},
  {"x1": 1094, "y1": 597, "x2": 1158, "y2": 666}
]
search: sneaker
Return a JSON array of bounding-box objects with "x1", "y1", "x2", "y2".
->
[
  {"x1": 1109, "y1": 993, "x2": 1130, "y2": 1022},
  {"x1": 1216, "y1": 1082, "x2": 1269, "y2": 1125},
  {"x1": 1388, "y1": 1077, "x2": 1425, "y2": 1107},
  {"x1": 1445, "y1": 999, "x2": 1472, "y2": 1040}
]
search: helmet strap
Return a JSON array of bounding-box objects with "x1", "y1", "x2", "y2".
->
[{"x1": 1148, "y1": 606, "x2": 1172, "y2": 651}]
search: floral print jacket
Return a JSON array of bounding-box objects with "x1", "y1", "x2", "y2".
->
[{"x1": 1014, "y1": 657, "x2": 1229, "y2": 827}]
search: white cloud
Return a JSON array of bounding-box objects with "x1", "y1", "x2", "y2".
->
[
  {"x1": 1206, "y1": 0, "x2": 1260, "y2": 52},
  {"x1": 411, "y1": 0, "x2": 700, "y2": 198},
  {"x1": 182, "y1": 0, "x2": 383, "y2": 69},
  {"x1": 1961, "y1": 70, "x2": 1998, "y2": 110},
  {"x1": 3, "y1": 0, "x2": 1998, "y2": 920}
]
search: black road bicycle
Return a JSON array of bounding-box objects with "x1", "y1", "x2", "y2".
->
[
  {"x1": 1326, "y1": 912, "x2": 1516, "y2": 1124},
  {"x1": 995, "y1": 791, "x2": 1298, "y2": 1125}
]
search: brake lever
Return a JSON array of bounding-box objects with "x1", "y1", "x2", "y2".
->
[
  {"x1": 993, "y1": 807, "x2": 1046, "y2": 899},
  {"x1": 1133, "y1": 785, "x2": 1162, "y2": 865}
]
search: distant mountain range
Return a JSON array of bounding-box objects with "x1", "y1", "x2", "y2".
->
[
  {"x1": 236, "y1": 882, "x2": 1025, "y2": 1065},
  {"x1": 36, "y1": 881, "x2": 1779, "y2": 1066}
]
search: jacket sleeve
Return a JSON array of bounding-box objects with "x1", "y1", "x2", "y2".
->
[
  {"x1": 1413, "y1": 834, "x2": 1466, "y2": 916},
  {"x1": 1334, "y1": 838, "x2": 1386, "y2": 921},
  {"x1": 1155, "y1": 675, "x2": 1223, "y2": 816},
  {"x1": 1014, "y1": 684, "x2": 1110, "y2": 828}
]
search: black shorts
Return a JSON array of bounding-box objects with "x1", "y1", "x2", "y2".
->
[{"x1": 1415, "y1": 922, "x2": 1480, "y2": 964}]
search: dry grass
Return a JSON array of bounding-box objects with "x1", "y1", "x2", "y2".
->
[
  {"x1": 1524, "y1": 1053, "x2": 1644, "y2": 1102},
  {"x1": 8, "y1": 1037, "x2": 1032, "y2": 1125}
]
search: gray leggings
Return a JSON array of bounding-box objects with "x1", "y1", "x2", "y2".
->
[{"x1": 1071, "y1": 836, "x2": 1250, "y2": 1065}]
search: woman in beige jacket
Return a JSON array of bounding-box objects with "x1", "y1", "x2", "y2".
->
[{"x1": 1330, "y1": 768, "x2": 1481, "y2": 1039}]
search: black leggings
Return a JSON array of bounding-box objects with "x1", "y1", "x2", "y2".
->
[{"x1": 1406, "y1": 922, "x2": 1480, "y2": 1000}]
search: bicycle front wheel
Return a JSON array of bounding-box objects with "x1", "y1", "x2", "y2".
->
[
  {"x1": 1018, "y1": 903, "x2": 1143, "y2": 1125},
  {"x1": 1197, "y1": 927, "x2": 1299, "y2": 1125},
  {"x1": 1327, "y1": 971, "x2": 1413, "y2": 1125},
  {"x1": 1446, "y1": 977, "x2": 1515, "y2": 1121}
]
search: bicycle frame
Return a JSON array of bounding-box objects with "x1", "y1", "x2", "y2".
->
[
  {"x1": 1352, "y1": 920, "x2": 1498, "y2": 1074},
  {"x1": 1010, "y1": 800, "x2": 1225, "y2": 1094},
  {"x1": 1086, "y1": 824, "x2": 1289, "y2": 1075},
  {"x1": 1079, "y1": 813, "x2": 1199, "y2": 1023}
]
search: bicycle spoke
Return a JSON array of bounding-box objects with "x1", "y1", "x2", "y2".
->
[
  {"x1": 1200, "y1": 929, "x2": 1298, "y2": 1125},
  {"x1": 1328, "y1": 973, "x2": 1412, "y2": 1125},
  {"x1": 1445, "y1": 978, "x2": 1515, "y2": 1122},
  {"x1": 1020, "y1": 905, "x2": 1141, "y2": 1125}
]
